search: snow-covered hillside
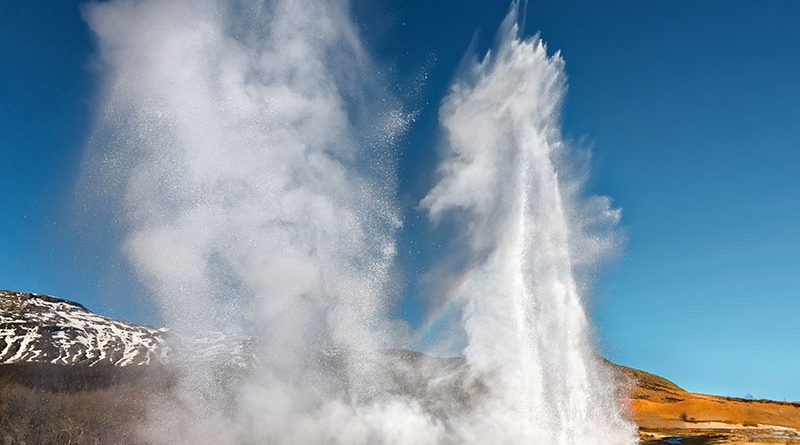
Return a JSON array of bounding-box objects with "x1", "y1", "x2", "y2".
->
[
  {"x1": 0, "y1": 290, "x2": 167, "y2": 366},
  {"x1": 0, "y1": 290, "x2": 257, "y2": 369}
]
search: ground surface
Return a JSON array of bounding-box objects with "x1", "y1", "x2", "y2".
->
[
  {"x1": 616, "y1": 363, "x2": 800, "y2": 444},
  {"x1": 2, "y1": 290, "x2": 799, "y2": 443}
]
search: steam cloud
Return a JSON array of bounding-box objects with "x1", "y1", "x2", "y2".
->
[{"x1": 84, "y1": 0, "x2": 636, "y2": 443}]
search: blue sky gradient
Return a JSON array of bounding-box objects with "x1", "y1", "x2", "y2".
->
[{"x1": 2, "y1": 0, "x2": 799, "y2": 400}]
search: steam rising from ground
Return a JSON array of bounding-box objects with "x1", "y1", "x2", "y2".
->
[
  {"x1": 84, "y1": 0, "x2": 635, "y2": 443},
  {"x1": 85, "y1": 0, "x2": 433, "y2": 443}
]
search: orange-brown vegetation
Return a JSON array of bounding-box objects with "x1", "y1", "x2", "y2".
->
[{"x1": 614, "y1": 363, "x2": 800, "y2": 444}]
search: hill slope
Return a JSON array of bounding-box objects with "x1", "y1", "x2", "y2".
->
[
  {"x1": 1, "y1": 289, "x2": 798, "y2": 444},
  {"x1": 0, "y1": 290, "x2": 165, "y2": 366}
]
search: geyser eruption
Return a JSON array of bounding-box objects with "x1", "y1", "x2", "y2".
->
[
  {"x1": 422, "y1": 6, "x2": 637, "y2": 445},
  {"x1": 84, "y1": 0, "x2": 635, "y2": 443},
  {"x1": 85, "y1": 0, "x2": 436, "y2": 443}
]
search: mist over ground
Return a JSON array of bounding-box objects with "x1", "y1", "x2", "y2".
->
[{"x1": 79, "y1": 0, "x2": 635, "y2": 443}]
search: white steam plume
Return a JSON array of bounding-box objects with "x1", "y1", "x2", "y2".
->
[
  {"x1": 422, "y1": 4, "x2": 638, "y2": 444},
  {"x1": 84, "y1": 0, "x2": 637, "y2": 443},
  {"x1": 84, "y1": 0, "x2": 439, "y2": 443}
]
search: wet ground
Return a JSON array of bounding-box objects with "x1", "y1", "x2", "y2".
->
[
  {"x1": 642, "y1": 436, "x2": 727, "y2": 444},
  {"x1": 640, "y1": 432, "x2": 800, "y2": 444}
]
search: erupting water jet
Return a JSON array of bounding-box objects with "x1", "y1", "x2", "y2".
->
[
  {"x1": 422, "y1": 4, "x2": 637, "y2": 443},
  {"x1": 84, "y1": 0, "x2": 636, "y2": 443}
]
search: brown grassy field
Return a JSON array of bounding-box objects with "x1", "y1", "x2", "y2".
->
[{"x1": 615, "y1": 363, "x2": 800, "y2": 444}]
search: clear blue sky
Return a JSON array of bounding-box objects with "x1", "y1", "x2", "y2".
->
[{"x1": 2, "y1": 0, "x2": 798, "y2": 401}]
